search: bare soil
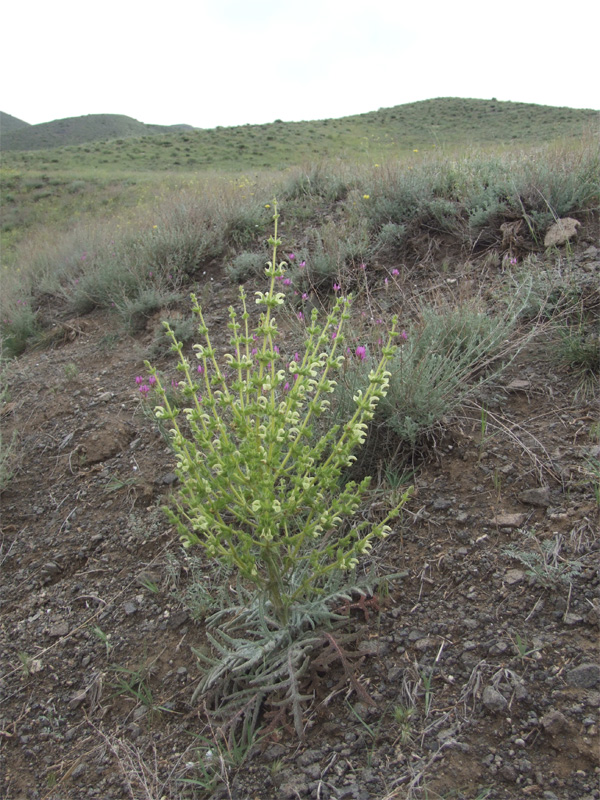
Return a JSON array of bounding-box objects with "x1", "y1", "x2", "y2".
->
[{"x1": 1, "y1": 236, "x2": 599, "y2": 800}]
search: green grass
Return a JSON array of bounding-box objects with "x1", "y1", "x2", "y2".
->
[
  {"x1": 2, "y1": 98, "x2": 596, "y2": 171},
  {"x1": 1, "y1": 97, "x2": 598, "y2": 359},
  {"x1": 1, "y1": 113, "x2": 193, "y2": 151}
]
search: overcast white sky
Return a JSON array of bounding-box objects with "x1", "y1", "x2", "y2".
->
[{"x1": 2, "y1": 0, "x2": 598, "y2": 129}]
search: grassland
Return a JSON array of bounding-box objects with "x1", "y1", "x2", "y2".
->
[
  {"x1": 2, "y1": 97, "x2": 596, "y2": 167},
  {"x1": 1, "y1": 113, "x2": 194, "y2": 152},
  {"x1": 1, "y1": 96, "x2": 598, "y2": 356}
]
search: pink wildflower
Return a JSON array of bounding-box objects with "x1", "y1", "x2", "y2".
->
[
  {"x1": 392, "y1": 268, "x2": 399, "y2": 276},
  {"x1": 333, "y1": 283, "x2": 341, "y2": 292},
  {"x1": 355, "y1": 346, "x2": 367, "y2": 361}
]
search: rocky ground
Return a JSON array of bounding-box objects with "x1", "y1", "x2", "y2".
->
[{"x1": 1, "y1": 235, "x2": 599, "y2": 800}]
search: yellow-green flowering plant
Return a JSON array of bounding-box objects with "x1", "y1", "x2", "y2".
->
[{"x1": 147, "y1": 202, "x2": 410, "y2": 625}]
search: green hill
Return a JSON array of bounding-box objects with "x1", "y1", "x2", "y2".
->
[
  {"x1": 1, "y1": 98, "x2": 596, "y2": 172},
  {"x1": 0, "y1": 113, "x2": 195, "y2": 151},
  {"x1": 0, "y1": 111, "x2": 31, "y2": 135}
]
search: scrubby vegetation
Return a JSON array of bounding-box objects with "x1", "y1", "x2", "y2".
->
[
  {"x1": 2, "y1": 127, "x2": 598, "y2": 359},
  {"x1": 1, "y1": 99, "x2": 598, "y2": 799}
]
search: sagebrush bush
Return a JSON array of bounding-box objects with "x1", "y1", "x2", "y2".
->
[
  {"x1": 222, "y1": 204, "x2": 267, "y2": 248},
  {"x1": 551, "y1": 315, "x2": 600, "y2": 389},
  {"x1": 1, "y1": 302, "x2": 39, "y2": 357},
  {"x1": 0, "y1": 345, "x2": 17, "y2": 488},
  {"x1": 225, "y1": 251, "x2": 267, "y2": 283},
  {"x1": 282, "y1": 165, "x2": 353, "y2": 203},
  {"x1": 113, "y1": 287, "x2": 182, "y2": 333},
  {"x1": 333, "y1": 286, "x2": 533, "y2": 456}
]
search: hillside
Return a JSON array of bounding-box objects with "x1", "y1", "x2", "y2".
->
[
  {"x1": 0, "y1": 103, "x2": 598, "y2": 798},
  {"x1": 1, "y1": 99, "x2": 597, "y2": 172},
  {"x1": 0, "y1": 111, "x2": 31, "y2": 135},
  {"x1": 1, "y1": 202, "x2": 598, "y2": 800},
  {"x1": 0, "y1": 113, "x2": 195, "y2": 151}
]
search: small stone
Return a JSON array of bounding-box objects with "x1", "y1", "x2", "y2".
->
[
  {"x1": 566, "y1": 663, "x2": 600, "y2": 689},
  {"x1": 562, "y1": 613, "x2": 583, "y2": 626},
  {"x1": 491, "y1": 513, "x2": 526, "y2": 528},
  {"x1": 127, "y1": 723, "x2": 141, "y2": 740},
  {"x1": 298, "y1": 749, "x2": 323, "y2": 767},
  {"x1": 71, "y1": 762, "x2": 87, "y2": 779},
  {"x1": 41, "y1": 561, "x2": 61, "y2": 575},
  {"x1": 500, "y1": 764, "x2": 517, "y2": 782},
  {"x1": 162, "y1": 472, "x2": 178, "y2": 485},
  {"x1": 433, "y1": 498, "x2": 452, "y2": 510},
  {"x1": 482, "y1": 686, "x2": 508, "y2": 713},
  {"x1": 414, "y1": 637, "x2": 436, "y2": 651},
  {"x1": 544, "y1": 217, "x2": 580, "y2": 247},
  {"x1": 168, "y1": 610, "x2": 189, "y2": 629},
  {"x1": 504, "y1": 569, "x2": 525, "y2": 585},
  {"x1": 303, "y1": 763, "x2": 321, "y2": 780},
  {"x1": 49, "y1": 622, "x2": 69, "y2": 637},
  {"x1": 540, "y1": 709, "x2": 568, "y2": 735},
  {"x1": 123, "y1": 602, "x2": 137, "y2": 616},
  {"x1": 519, "y1": 487, "x2": 551, "y2": 507},
  {"x1": 359, "y1": 640, "x2": 389, "y2": 656}
]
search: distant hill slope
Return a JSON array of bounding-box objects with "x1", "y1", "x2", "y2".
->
[
  {"x1": 1, "y1": 113, "x2": 195, "y2": 151},
  {"x1": 1, "y1": 99, "x2": 597, "y2": 170},
  {"x1": 0, "y1": 111, "x2": 31, "y2": 135}
]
